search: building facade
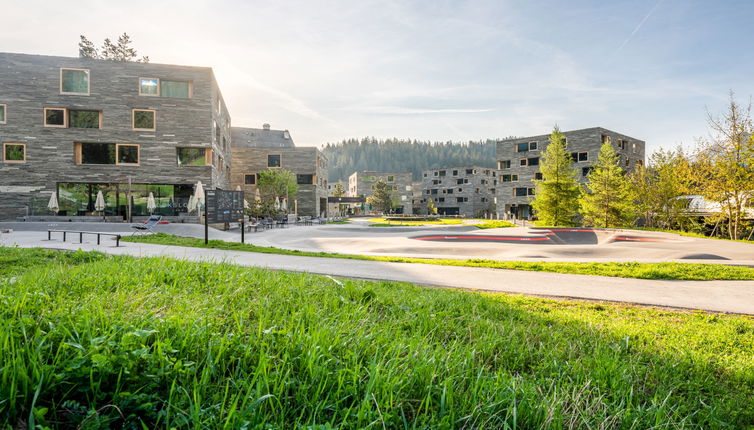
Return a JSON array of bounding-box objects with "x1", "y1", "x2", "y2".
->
[
  {"x1": 419, "y1": 166, "x2": 497, "y2": 217},
  {"x1": 0, "y1": 52, "x2": 231, "y2": 220},
  {"x1": 230, "y1": 125, "x2": 328, "y2": 217},
  {"x1": 496, "y1": 127, "x2": 645, "y2": 219},
  {"x1": 347, "y1": 171, "x2": 413, "y2": 214}
]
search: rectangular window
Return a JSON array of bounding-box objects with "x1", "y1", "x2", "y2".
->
[
  {"x1": 139, "y1": 77, "x2": 160, "y2": 96},
  {"x1": 582, "y1": 167, "x2": 592, "y2": 176},
  {"x1": 457, "y1": 179, "x2": 464, "y2": 185},
  {"x1": 161, "y1": 80, "x2": 191, "y2": 98},
  {"x1": 117, "y1": 144, "x2": 139, "y2": 165},
  {"x1": 617, "y1": 139, "x2": 627, "y2": 150},
  {"x1": 215, "y1": 121, "x2": 221, "y2": 143},
  {"x1": 632, "y1": 142, "x2": 637, "y2": 153},
  {"x1": 517, "y1": 142, "x2": 529, "y2": 152},
  {"x1": 133, "y1": 109, "x2": 156, "y2": 131},
  {"x1": 601, "y1": 134, "x2": 611, "y2": 144},
  {"x1": 431, "y1": 189, "x2": 438, "y2": 195},
  {"x1": 498, "y1": 160, "x2": 511, "y2": 169},
  {"x1": 267, "y1": 154, "x2": 281, "y2": 167},
  {"x1": 514, "y1": 187, "x2": 528, "y2": 197},
  {"x1": 535, "y1": 172, "x2": 543, "y2": 180},
  {"x1": 529, "y1": 141, "x2": 538, "y2": 150},
  {"x1": 0, "y1": 104, "x2": 5, "y2": 123},
  {"x1": 45, "y1": 108, "x2": 67, "y2": 127},
  {"x1": 3, "y1": 143, "x2": 25, "y2": 162},
  {"x1": 439, "y1": 170, "x2": 446, "y2": 177},
  {"x1": 578, "y1": 152, "x2": 588, "y2": 162},
  {"x1": 625, "y1": 158, "x2": 630, "y2": 167},
  {"x1": 80, "y1": 142, "x2": 115, "y2": 164},
  {"x1": 528, "y1": 188, "x2": 535, "y2": 196},
  {"x1": 466, "y1": 169, "x2": 473, "y2": 174},
  {"x1": 245, "y1": 174, "x2": 257, "y2": 185},
  {"x1": 528, "y1": 157, "x2": 539, "y2": 166},
  {"x1": 386, "y1": 175, "x2": 394, "y2": 182},
  {"x1": 571, "y1": 152, "x2": 578, "y2": 162},
  {"x1": 61, "y1": 68, "x2": 90, "y2": 94},
  {"x1": 452, "y1": 170, "x2": 458, "y2": 176},
  {"x1": 502, "y1": 174, "x2": 518, "y2": 182},
  {"x1": 520, "y1": 159, "x2": 527, "y2": 166},
  {"x1": 69, "y1": 110, "x2": 101, "y2": 129},
  {"x1": 297, "y1": 174, "x2": 314, "y2": 185},
  {"x1": 177, "y1": 148, "x2": 208, "y2": 166},
  {"x1": 438, "y1": 198, "x2": 445, "y2": 203}
]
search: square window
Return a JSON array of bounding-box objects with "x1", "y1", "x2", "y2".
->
[
  {"x1": 133, "y1": 109, "x2": 156, "y2": 130},
  {"x1": 297, "y1": 174, "x2": 314, "y2": 185},
  {"x1": 535, "y1": 172, "x2": 543, "y2": 180},
  {"x1": 61, "y1": 68, "x2": 90, "y2": 94},
  {"x1": 387, "y1": 175, "x2": 394, "y2": 182},
  {"x1": 0, "y1": 104, "x2": 5, "y2": 123},
  {"x1": 582, "y1": 167, "x2": 592, "y2": 176},
  {"x1": 117, "y1": 144, "x2": 139, "y2": 165},
  {"x1": 69, "y1": 110, "x2": 101, "y2": 128},
  {"x1": 177, "y1": 148, "x2": 207, "y2": 166},
  {"x1": 570, "y1": 152, "x2": 578, "y2": 162},
  {"x1": 520, "y1": 159, "x2": 527, "y2": 166},
  {"x1": 161, "y1": 80, "x2": 191, "y2": 98},
  {"x1": 139, "y1": 78, "x2": 160, "y2": 96},
  {"x1": 452, "y1": 170, "x2": 458, "y2": 176},
  {"x1": 245, "y1": 174, "x2": 256, "y2": 185},
  {"x1": 3, "y1": 143, "x2": 25, "y2": 162},
  {"x1": 578, "y1": 152, "x2": 588, "y2": 162},
  {"x1": 45, "y1": 108, "x2": 67, "y2": 127},
  {"x1": 529, "y1": 141, "x2": 538, "y2": 150},
  {"x1": 517, "y1": 142, "x2": 529, "y2": 152},
  {"x1": 267, "y1": 154, "x2": 281, "y2": 167}
]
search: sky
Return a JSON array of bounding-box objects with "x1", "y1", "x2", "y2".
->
[{"x1": 2, "y1": 0, "x2": 753, "y2": 153}]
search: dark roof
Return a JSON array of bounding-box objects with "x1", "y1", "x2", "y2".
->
[{"x1": 231, "y1": 126, "x2": 295, "y2": 148}]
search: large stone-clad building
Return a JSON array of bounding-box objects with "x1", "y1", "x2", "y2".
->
[
  {"x1": 230, "y1": 125, "x2": 328, "y2": 217},
  {"x1": 347, "y1": 171, "x2": 413, "y2": 214},
  {"x1": 496, "y1": 127, "x2": 645, "y2": 219},
  {"x1": 0, "y1": 52, "x2": 232, "y2": 220},
  {"x1": 419, "y1": 166, "x2": 497, "y2": 217}
]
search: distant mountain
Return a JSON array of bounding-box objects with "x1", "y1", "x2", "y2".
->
[{"x1": 322, "y1": 137, "x2": 506, "y2": 182}]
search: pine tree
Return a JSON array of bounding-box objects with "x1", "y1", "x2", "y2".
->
[
  {"x1": 531, "y1": 126, "x2": 580, "y2": 226},
  {"x1": 427, "y1": 198, "x2": 437, "y2": 215},
  {"x1": 579, "y1": 142, "x2": 636, "y2": 227},
  {"x1": 366, "y1": 179, "x2": 394, "y2": 214}
]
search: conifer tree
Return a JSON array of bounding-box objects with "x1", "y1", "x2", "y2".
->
[
  {"x1": 531, "y1": 126, "x2": 580, "y2": 226},
  {"x1": 579, "y1": 142, "x2": 636, "y2": 227}
]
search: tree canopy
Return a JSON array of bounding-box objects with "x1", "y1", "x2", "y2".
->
[
  {"x1": 579, "y1": 142, "x2": 635, "y2": 228},
  {"x1": 531, "y1": 126, "x2": 581, "y2": 226},
  {"x1": 366, "y1": 180, "x2": 395, "y2": 214},
  {"x1": 78, "y1": 33, "x2": 149, "y2": 62}
]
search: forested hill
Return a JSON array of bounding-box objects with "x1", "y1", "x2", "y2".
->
[{"x1": 322, "y1": 138, "x2": 501, "y2": 182}]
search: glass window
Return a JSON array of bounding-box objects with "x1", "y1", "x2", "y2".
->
[
  {"x1": 0, "y1": 104, "x2": 5, "y2": 123},
  {"x1": 267, "y1": 154, "x2": 281, "y2": 167},
  {"x1": 571, "y1": 152, "x2": 578, "y2": 162},
  {"x1": 529, "y1": 141, "x2": 538, "y2": 150},
  {"x1": 466, "y1": 169, "x2": 473, "y2": 174},
  {"x1": 535, "y1": 172, "x2": 543, "y2": 180},
  {"x1": 582, "y1": 167, "x2": 592, "y2": 176},
  {"x1": 139, "y1": 78, "x2": 159, "y2": 96},
  {"x1": 528, "y1": 157, "x2": 539, "y2": 166},
  {"x1": 297, "y1": 174, "x2": 314, "y2": 185},
  {"x1": 578, "y1": 152, "x2": 588, "y2": 162},
  {"x1": 498, "y1": 160, "x2": 510, "y2": 169},
  {"x1": 244, "y1": 174, "x2": 256, "y2": 185},
  {"x1": 601, "y1": 134, "x2": 611, "y2": 144},
  {"x1": 61, "y1": 68, "x2": 89, "y2": 94},
  {"x1": 69, "y1": 110, "x2": 100, "y2": 128},
  {"x1": 161, "y1": 80, "x2": 190, "y2": 98},
  {"x1": 387, "y1": 175, "x2": 394, "y2": 182},
  {"x1": 514, "y1": 187, "x2": 528, "y2": 196},
  {"x1": 117, "y1": 144, "x2": 139, "y2": 164},
  {"x1": 133, "y1": 110, "x2": 156, "y2": 130},
  {"x1": 528, "y1": 188, "x2": 535, "y2": 196},
  {"x1": 517, "y1": 142, "x2": 529, "y2": 152},
  {"x1": 3, "y1": 143, "x2": 25, "y2": 162},
  {"x1": 81, "y1": 142, "x2": 115, "y2": 164},
  {"x1": 177, "y1": 148, "x2": 206, "y2": 166},
  {"x1": 520, "y1": 159, "x2": 527, "y2": 166},
  {"x1": 439, "y1": 170, "x2": 446, "y2": 177},
  {"x1": 45, "y1": 108, "x2": 66, "y2": 127}
]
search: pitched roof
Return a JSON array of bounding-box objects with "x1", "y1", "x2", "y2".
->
[{"x1": 231, "y1": 126, "x2": 295, "y2": 148}]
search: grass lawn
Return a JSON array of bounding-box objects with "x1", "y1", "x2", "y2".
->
[
  {"x1": 1, "y1": 246, "x2": 753, "y2": 428},
  {"x1": 474, "y1": 220, "x2": 516, "y2": 229},
  {"x1": 123, "y1": 233, "x2": 754, "y2": 281},
  {"x1": 367, "y1": 217, "x2": 464, "y2": 226}
]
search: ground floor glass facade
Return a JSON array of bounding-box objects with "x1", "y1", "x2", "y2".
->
[{"x1": 56, "y1": 183, "x2": 195, "y2": 217}]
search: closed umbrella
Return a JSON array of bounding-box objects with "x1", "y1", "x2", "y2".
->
[
  {"x1": 281, "y1": 198, "x2": 287, "y2": 212},
  {"x1": 274, "y1": 196, "x2": 280, "y2": 211},
  {"x1": 235, "y1": 185, "x2": 241, "y2": 191},
  {"x1": 146, "y1": 192, "x2": 156, "y2": 214},
  {"x1": 254, "y1": 188, "x2": 261, "y2": 202},
  {"x1": 244, "y1": 199, "x2": 250, "y2": 209},
  {"x1": 94, "y1": 190, "x2": 106, "y2": 221},
  {"x1": 194, "y1": 181, "x2": 205, "y2": 210},
  {"x1": 47, "y1": 192, "x2": 59, "y2": 215},
  {"x1": 187, "y1": 195, "x2": 196, "y2": 214}
]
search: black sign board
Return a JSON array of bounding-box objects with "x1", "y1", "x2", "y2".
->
[{"x1": 205, "y1": 190, "x2": 244, "y2": 223}]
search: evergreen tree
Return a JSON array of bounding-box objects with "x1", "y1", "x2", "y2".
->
[
  {"x1": 579, "y1": 142, "x2": 635, "y2": 227},
  {"x1": 78, "y1": 33, "x2": 149, "y2": 62},
  {"x1": 531, "y1": 126, "x2": 580, "y2": 226},
  {"x1": 366, "y1": 179, "x2": 395, "y2": 214},
  {"x1": 427, "y1": 198, "x2": 437, "y2": 215}
]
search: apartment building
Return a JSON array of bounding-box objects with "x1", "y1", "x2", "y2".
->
[
  {"x1": 419, "y1": 166, "x2": 497, "y2": 217},
  {"x1": 347, "y1": 171, "x2": 413, "y2": 214},
  {"x1": 0, "y1": 52, "x2": 232, "y2": 220},
  {"x1": 231, "y1": 125, "x2": 328, "y2": 217},
  {"x1": 496, "y1": 127, "x2": 645, "y2": 219}
]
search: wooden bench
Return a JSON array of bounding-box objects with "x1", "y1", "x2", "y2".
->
[{"x1": 48, "y1": 230, "x2": 122, "y2": 247}]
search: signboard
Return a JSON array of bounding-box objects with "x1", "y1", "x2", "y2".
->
[
  {"x1": 327, "y1": 196, "x2": 366, "y2": 203},
  {"x1": 205, "y1": 190, "x2": 244, "y2": 223}
]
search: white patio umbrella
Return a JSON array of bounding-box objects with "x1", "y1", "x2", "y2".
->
[
  {"x1": 146, "y1": 192, "x2": 156, "y2": 214},
  {"x1": 254, "y1": 188, "x2": 261, "y2": 202},
  {"x1": 47, "y1": 192, "x2": 59, "y2": 215},
  {"x1": 235, "y1": 185, "x2": 242, "y2": 191},
  {"x1": 274, "y1": 196, "x2": 280, "y2": 211},
  {"x1": 194, "y1": 181, "x2": 205, "y2": 210},
  {"x1": 281, "y1": 198, "x2": 287, "y2": 212},
  {"x1": 244, "y1": 199, "x2": 250, "y2": 209},
  {"x1": 187, "y1": 194, "x2": 197, "y2": 214},
  {"x1": 94, "y1": 190, "x2": 106, "y2": 220}
]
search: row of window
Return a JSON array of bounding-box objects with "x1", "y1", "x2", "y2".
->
[
  {"x1": 55, "y1": 68, "x2": 192, "y2": 98},
  {"x1": 424, "y1": 168, "x2": 495, "y2": 178},
  {"x1": 39, "y1": 107, "x2": 156, "y2": 130},
  {"x1": 244, "y1": 173, "x2": 315, "y2": 185},
  {"x1": 1, "y1": 142, "x2": 214, "y2": 167},
  {"x1": 426, "y1": 187, "x2": 495, "y2": 195}
]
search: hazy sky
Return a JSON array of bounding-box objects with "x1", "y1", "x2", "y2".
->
[{"x1": 2, "y1": 0, "x2": 753, "y2": 152}]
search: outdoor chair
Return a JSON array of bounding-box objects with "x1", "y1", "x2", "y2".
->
[{"x1": 131, "y1": 215, "x2": 162, "y2": 236}]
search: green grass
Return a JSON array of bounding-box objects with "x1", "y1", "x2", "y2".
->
[
  {"x1": 368, "y1": 217, "x2": 464, "y2": 225},
  {"x1": 474, "y1": 220, "x2": 516, "y2": 229},
  {"x1": 1, "y1": 246, "x2": 753, "y2": 428},
  {"x1": 327, "y1": 219, "x2": 351, "y2": 224},
  {"x1": 123, "y1": 233, "x2": 754, "y2": 280},
  {"x1": 633, "y1": 227, "x2": 754, "y2": 243}
]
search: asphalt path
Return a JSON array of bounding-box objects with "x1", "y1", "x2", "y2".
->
[{"x1": 4, "y1": 230, "x2": 754, "y2": 315}]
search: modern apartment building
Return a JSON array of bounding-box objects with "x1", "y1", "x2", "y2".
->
[
  {"x1": 231, "y1": 125, "x2": 328, "y2": 217},
  {"x1": 496, "y1": 127, "x2": 645, "y2": 219},
  {"x1": 0, "y1": 52, "x2": 232, "y2": 220},
  {"x1": 347, "y1": 171, "x2": 413, "y2": 214},
  {"x1": 419, "y1": 166, "x2": 497, "y2": 217}
]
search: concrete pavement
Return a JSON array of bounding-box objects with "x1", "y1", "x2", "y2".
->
[{"x1": 3, "y1": 230, "x2": 754, "y2": 315}]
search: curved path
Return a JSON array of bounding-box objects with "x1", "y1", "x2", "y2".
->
[{"x1": 3, "y1": 230, "x2": 754, "y2": 315}]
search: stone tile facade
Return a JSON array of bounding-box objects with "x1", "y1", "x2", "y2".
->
[
  {"x1": 347, "y1": 171, "x2": 413, "y2": 214},
  {"x1": 495, "y1": 127, "x2": 645, "y2": 219},
  {"x1": 419, "y1": 166, "x2": 497, "y2": 217},
  {"x1": 230, "y1": 126, "x2": 328, "y2": 217},
  {"x1": 0, "y1": 52, "x2": 231, "y2": 220}
]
